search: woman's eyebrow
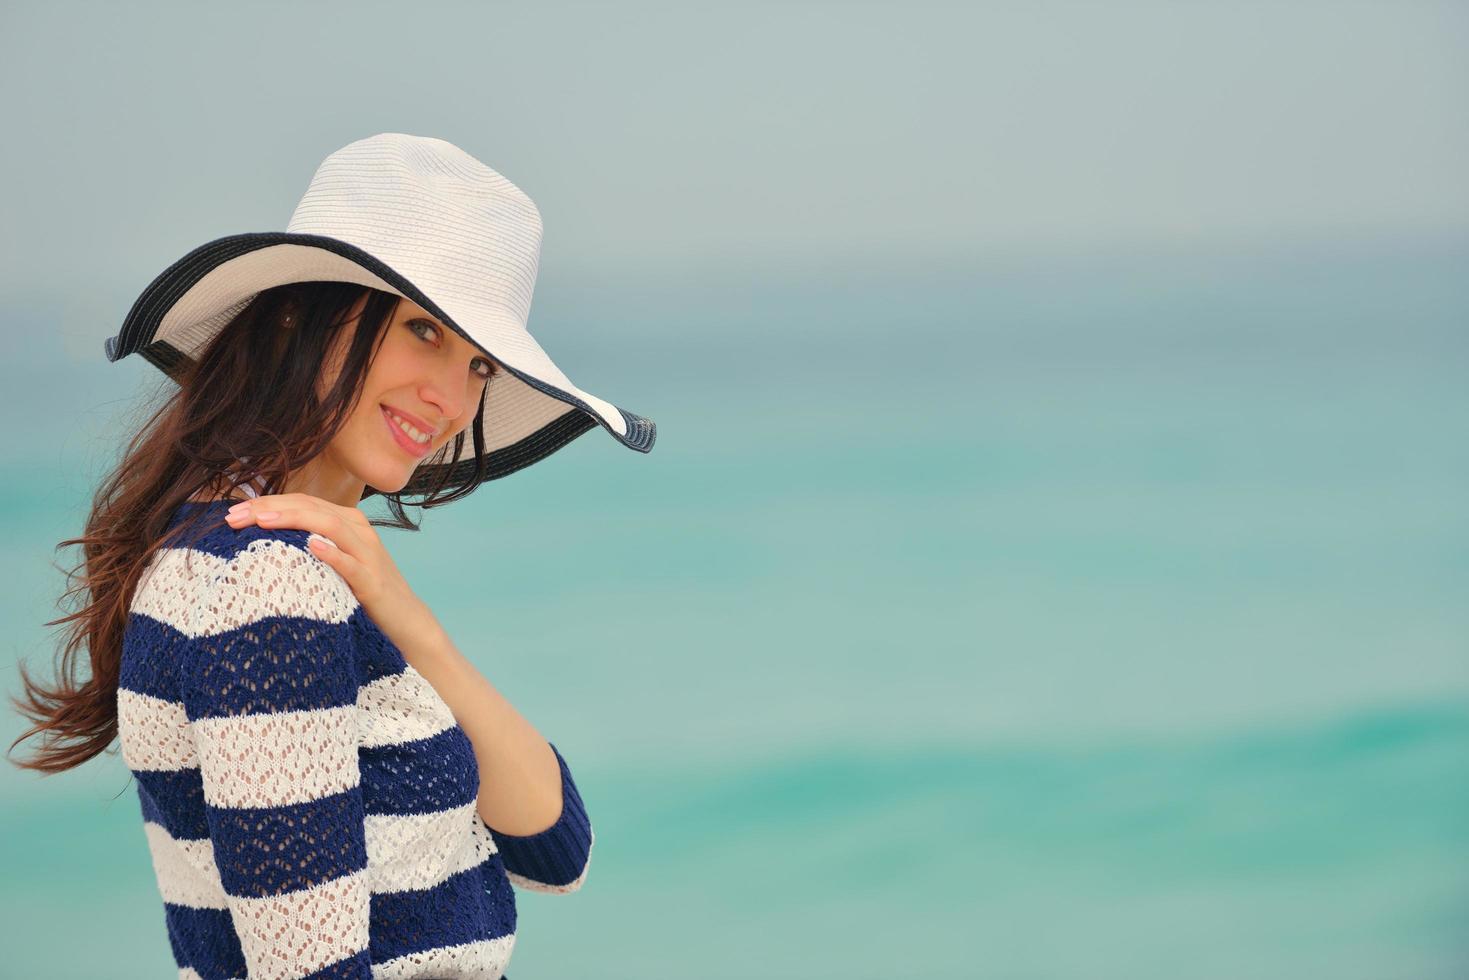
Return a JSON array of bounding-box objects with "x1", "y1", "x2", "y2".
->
[{"x1": 412, "y1": 316, "x2": 498, "y2": 369}]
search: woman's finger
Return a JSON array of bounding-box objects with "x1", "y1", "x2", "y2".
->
[
  {"x1": 306, "y1": 533, "x2": 365, "y2": 584},
  {"x1": 238, "y1": 502, "x2": 361, "y2": 556},
  {"x1": 236, "y1": 492, "x2": 346, "y2": 526}
]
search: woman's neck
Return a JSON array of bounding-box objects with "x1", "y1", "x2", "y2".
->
[{"x1": 188, "y1": 460, "x2": 267, "y2": 503}]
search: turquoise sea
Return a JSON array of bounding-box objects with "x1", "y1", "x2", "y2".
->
[{"x1": 2, "y1": 233, "x2": 1466, "y2": 977}]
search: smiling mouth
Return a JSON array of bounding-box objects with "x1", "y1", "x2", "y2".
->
[{"x1": 381, "y1": 406, "x2": 434, "y2": 457}]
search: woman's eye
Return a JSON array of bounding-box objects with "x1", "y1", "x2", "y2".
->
[{"x1": 413, "y1": 320, "x2": 493, "y2": 380}]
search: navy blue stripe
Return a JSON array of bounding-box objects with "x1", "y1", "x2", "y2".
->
[
  {"x1": 163, "y1": 902, "x2": 247, "y2": 980},
  {"x1": 205, "y1": 789, "x2": 369, "y2": 899},
  {"x1": 368, "y1": 857, "x2": 517, "y2": 964},
  {"x1": 360, "y1": 725, "x2": 480, "y2": 815},
  {"x1": 179, "y1": 615, "x2": 359, "y2": 719},
  {"x1": 136, "y1": 768, "x2": 210, "y2": 840},
  {"x1": 350, "y1": 613, "x2": 411, "y2": 684},
  {"x1": 118, "y1": 615, "x2": 192, "y2": 700}
]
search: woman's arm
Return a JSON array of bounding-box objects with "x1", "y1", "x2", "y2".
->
[
  {"x1": 181, "y1": 539, "x2": 373, "y2": 979},
  {"x1": 392, "y1": 602, "x2": 562, "y2": 835},
  {"x1": 385, "y1": 601, "x2": 594, "y2": 892}
]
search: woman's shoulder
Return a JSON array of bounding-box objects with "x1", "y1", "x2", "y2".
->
[{"x1": 164, "y1": 500, "x2": 357, "y2": 626}]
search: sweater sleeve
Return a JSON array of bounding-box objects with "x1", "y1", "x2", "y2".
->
[
  {"x1": 487, "y1": 741, "x2": 595, "y2": 894},
  {"x1": 178, "y1": 538, "x2": 373, "y2": 980}
]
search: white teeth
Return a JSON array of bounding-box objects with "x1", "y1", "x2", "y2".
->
[{"x1": 387, "y1": 410, "x2": 430, "y2": 444}]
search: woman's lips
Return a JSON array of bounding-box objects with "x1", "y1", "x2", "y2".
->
[{"x1": 382, "y1": 406, "x2": 433, "y2": 459}]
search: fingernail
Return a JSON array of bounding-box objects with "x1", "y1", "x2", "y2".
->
[{"x1": 227, "y1": 501, "x2": 249, "y2": 514}]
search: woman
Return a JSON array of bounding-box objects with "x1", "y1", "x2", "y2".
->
[{"x1": 8, "y1": 133, "x2": 656, "y2": 979}]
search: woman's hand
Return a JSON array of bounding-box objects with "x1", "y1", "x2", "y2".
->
[{"x1": 223, "y1": 493, "x2": 436, "y2": 657}]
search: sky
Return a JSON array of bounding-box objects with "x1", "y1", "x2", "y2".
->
[{"x1": 2, "y1": 1, "x2": 1466, "y2": 326}]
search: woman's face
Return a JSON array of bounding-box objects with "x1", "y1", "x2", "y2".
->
[{"x1": 311, "y1": 291, "x2": 497, "y2": 504}]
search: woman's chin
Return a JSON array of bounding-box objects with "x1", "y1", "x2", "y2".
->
[
  {"x1": 353, "y1": 458, "x2": 415, "y2": 496},
  {"x1": 373, "y1": 472, "x2": 414, "y2": 495}
]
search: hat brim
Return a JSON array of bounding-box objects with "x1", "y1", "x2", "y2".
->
[{"x1": 105, "y1": 231, "x2": 655, "y2": 494}]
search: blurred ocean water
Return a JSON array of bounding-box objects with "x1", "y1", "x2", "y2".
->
[{"x1": 1, "y1": 235, "x2": 1465, "y2": 977}]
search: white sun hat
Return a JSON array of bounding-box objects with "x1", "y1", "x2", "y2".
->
[{"x1": 104, "y1": 132, "x2": 656, "y2": 492}]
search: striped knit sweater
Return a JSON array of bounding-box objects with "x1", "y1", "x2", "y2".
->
[{"x1": 116, "y1": 498, "x2": 593, "y2": 980}]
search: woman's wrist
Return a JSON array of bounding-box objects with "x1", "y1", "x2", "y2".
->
[{"x1": 378, "y1": 593, "x2": 459, "y2": 670}]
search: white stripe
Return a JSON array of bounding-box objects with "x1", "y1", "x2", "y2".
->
[
  {"x1": 122, "y1": 667, "x2": 455, "y2": 777},
  {"x1": 194, "y1": 706, "x2": 359, "y2": 809},
  {"x1": 143, "y1": 811, "x2": 496, "y2": 910},
  {"x1": 131, "y1": 547, "x2": 235, "y2": 635},
  {"x1": 133, "y1": 538, "x2": 358, "y2": 636},
  {"x1": 356, "y1": 665, "x2": 457, "y2": 748},
  {"x1": 231, "y1": 868, "x2": 371, "y2": 980},
  {"x1": 237, "y1": 459, "x2": 264, "y2": 499},
  {"x1": 207, "y1": 538, "x2": 359, "y2": 630},
  {"x1": 118, "y1": 688, "x2": 196, "y2": 771},
  {"x1": 143, "y1": 820, "x2": 228, "y2": 909},
  {"x1": 364, "y1": 802, "x2": 496, "y2": 894}
]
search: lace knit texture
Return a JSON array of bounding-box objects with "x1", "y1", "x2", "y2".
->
[{"x1": 116, "y1": 499, "x2": 593, "y2": 980}]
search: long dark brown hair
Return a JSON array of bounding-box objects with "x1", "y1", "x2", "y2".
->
[{"x1": 7, "y1": 280, "x2": 497, "y2": 774}]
